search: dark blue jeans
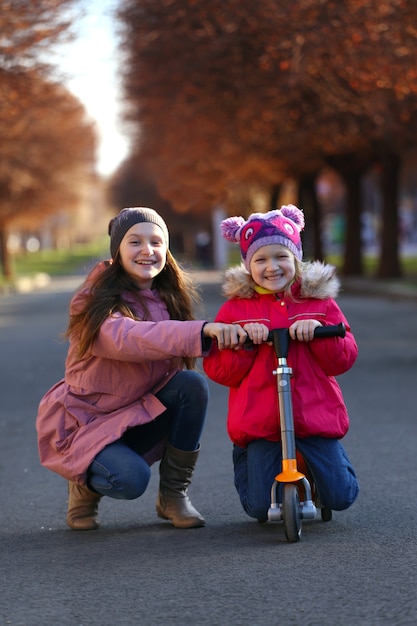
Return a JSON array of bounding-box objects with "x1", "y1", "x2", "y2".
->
[
  {"x1": 233, "y1": 437, "x2": 359, "y2": 522},
  {"x1": 87, "y1": 370, "x2": 209, "y2": 500}
]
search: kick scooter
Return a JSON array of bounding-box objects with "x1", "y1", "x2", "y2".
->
[{"x1": 266, "y1": 322, "x2": 346, "y2": 542}]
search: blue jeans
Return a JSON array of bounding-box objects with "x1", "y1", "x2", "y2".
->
[
  {"x1": 87, "y1": 370, "x2": 209, "y2": 500},
  {"x1": 233, "y1": 437, "x2": 359, "y2": 522}
]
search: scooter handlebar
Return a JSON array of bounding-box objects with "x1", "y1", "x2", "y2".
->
[
  {"x1": 312, "y1": 322, "x2": 346, "y2": 339},
  {"x1": 269, "y1": 322, "x2": 346, "y2": 358},
  {"x1": 265, "y1": 322, "x2": 346, "y2": 342},
  {"x1": 244, "y1": 322, "x2": 346, "y2": 355}
]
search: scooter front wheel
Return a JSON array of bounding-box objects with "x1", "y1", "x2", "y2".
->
[{"x1": 282, "y1": 483, "x2": 302, "y2": 542}]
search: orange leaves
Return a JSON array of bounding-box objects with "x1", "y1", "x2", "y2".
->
[
  {"x1": 1, "y1": 70, "x2": 97, "y2": 220},
  {"x1": 116, "y1": 0, "x2": 417, "y2": 212},
  {"x1": 351, "y1": 31, "x2": 363, "y2": 45},
  {"x1": 0, "y1": 0, "x2": 79, "y2": 70},
  {"x1": 0, "y1": 1, "x2": 97, "y2": 229}
]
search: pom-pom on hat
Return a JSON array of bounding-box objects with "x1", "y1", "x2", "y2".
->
[
  {"x1": 108, "y1": 207, "x2": 169, "y2": 259},
  {"x1": 221, "y1": 205, "x2": 305, "y2": 270}
]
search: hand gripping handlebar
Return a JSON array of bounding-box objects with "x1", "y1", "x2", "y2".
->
[
  {"x1": 246, "y1": 322, "x2": 346, "y2": 360},
  {"x1": 269, "y1": 322, "x2": 346, "y2": 359}
]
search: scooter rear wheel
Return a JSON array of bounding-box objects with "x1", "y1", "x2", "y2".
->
[
  {"x1": 321, "y1": 507, "x2": 332, "y2": 522},
  {"x1": 282, "y1": 483, "x2": 302, "y2": 542}
]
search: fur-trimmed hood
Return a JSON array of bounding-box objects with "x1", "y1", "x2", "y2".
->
[{"x1": 222, "y1": 261, "x2": 340, "y2": 300}]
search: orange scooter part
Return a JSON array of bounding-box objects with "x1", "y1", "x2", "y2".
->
[{"x1": 274, "y1": 452, "x2": 316, "y2": 502}]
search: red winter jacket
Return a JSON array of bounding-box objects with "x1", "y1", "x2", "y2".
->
[{"x1": 203, "y1": 262, "x2": 358, "y2": 448}]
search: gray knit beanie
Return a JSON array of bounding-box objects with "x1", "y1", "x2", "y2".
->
[{"x1": 108, "y1": 207, "x2": 169, "y2": 259}]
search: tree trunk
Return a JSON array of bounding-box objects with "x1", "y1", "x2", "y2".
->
[
  {"x1": 298, "y1": 174, "x2": 323, "y2": 261},
  {"x1": 342, "y1": 170, "x2": 363, "y2": 276},
  {"x1": 270, "y1": 184, "x2": 281, "y2": 210},
  {"x1": 325, "y1": 154, "x2": 369, "y2": 276},
  {"x1": 377, "y1": 152, "x2": 402, "y2": 278},
  {"x1": 0, "y1": 227, "x2": 13, "y2": 279}
]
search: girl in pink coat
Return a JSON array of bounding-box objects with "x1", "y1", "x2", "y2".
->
[
  {"x1": 203, "y1": 205, "x2": 359, "y2": 523},
  {"x1": 36, "y1": 207, "x2": 247, "y2": 530}
]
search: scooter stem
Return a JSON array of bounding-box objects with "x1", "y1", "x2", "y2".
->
[{"x1": 275, "y1": 357, "x2": 296, "y2": 461}]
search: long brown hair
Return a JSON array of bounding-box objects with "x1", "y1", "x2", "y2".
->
[{"x1": 65, "y1": 251, "x2": 201, "y2": 369}]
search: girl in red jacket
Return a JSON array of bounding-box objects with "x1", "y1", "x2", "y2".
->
[
  {"x1": 37, "y1": 207, "x2": 247, "y2": 531},
  {"x1": 203, "y1": 205, "x2": 359, "y2": 522}
]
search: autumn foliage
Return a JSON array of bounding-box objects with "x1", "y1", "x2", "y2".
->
[
  {"x1": 0, "y1": 0, "x2": 97, "y2": 278},
  {"x1": 116, "y1": 0, "x2": 417, "y2": 276}
]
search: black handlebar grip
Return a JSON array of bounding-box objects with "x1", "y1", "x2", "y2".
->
[
  {"x1": 313, "y1": 322, "x2": 346, "y2": 339},
  {"x1": 245, "y1": 322, "x2": 347, "y2": 350}
]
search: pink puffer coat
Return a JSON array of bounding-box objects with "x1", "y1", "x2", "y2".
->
[{"x1": 36, "y1": 284, "x2": 207, "y2": 484}]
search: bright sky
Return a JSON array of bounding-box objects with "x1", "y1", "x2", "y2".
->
[{"x1": 57, "y1": 0, "x2": 130, "y2": 176}]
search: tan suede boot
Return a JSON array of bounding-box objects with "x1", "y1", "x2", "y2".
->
[
  {"x1": 67, "y1": 481, "x2": 102, "y2": 530},
  {"x1": 156, "y1": 444, "x2": 205, "y2": 528}
]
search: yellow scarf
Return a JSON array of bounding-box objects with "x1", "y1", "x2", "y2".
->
[{"x1": 253, "y1": 284, "x2": 276, "y2": 295}]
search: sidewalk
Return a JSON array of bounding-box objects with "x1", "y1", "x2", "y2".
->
[{"x1": 2, "y1": 269, "x2": 417, "y2": 302}]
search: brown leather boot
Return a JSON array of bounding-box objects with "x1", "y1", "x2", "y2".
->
[
  {"x1": 156, "y1": 444, "x2": 205, "y2": 528},
  {"x1": 67, "y1": 481, "x2": 102, "y2": 530}
]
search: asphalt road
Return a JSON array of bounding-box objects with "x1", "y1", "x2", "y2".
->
[{"x1": 1, "y1": 276, "x2": 417, "y2": 626}]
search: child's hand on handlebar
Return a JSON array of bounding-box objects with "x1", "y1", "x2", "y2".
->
[
  {"x1": 289, "y1": 320, "x2": 322, "y2": 342},
  {"x1": 203, "y1": 322, "x2": 248, "y2": 350},
  {"x1": 243, "y1": 322, "x2": 270, "y2": 345}
]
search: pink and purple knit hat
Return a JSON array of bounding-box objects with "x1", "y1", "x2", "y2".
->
[{"x1": 221, "y1": 205, "x2": 305, "y2": 270}]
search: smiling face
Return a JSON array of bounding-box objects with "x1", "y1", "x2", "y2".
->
[
  {"x1": 249, "y1": 244, "x2": 296, "y2": 292},
  {"x1": 118, "y1": 222, "x2": 167, "y2": 289}
]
